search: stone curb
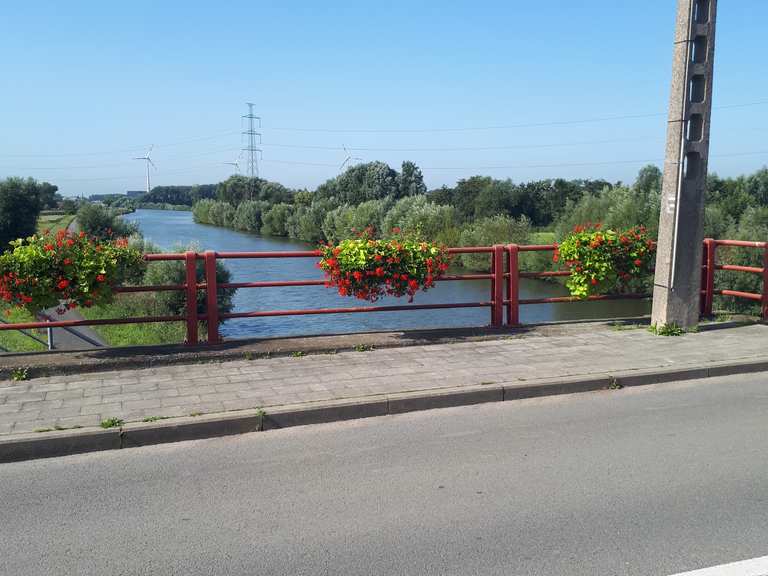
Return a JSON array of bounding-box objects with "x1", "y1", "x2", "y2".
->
[{"x1": 1, "y1": 358, "x2": 767, "y2": 464}]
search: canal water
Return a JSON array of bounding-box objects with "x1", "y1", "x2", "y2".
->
[{"x1": 125, "y1": 209, "x2": 649, "y2": 339}]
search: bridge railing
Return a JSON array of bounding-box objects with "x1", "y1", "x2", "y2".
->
[
  {"x1": 700, "y1": 238, "x2": 768, "y2": 319},
  {"x1": 0, "y1": 240, "x2": 765, "y2": 348}
]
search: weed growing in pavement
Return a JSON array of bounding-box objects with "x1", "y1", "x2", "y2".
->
[
  {"x1": 33, "y1": 428, "x2": 53, "y2": 433},
  {"x1": 10, "y1": 367, "x2": 29, "y2": 381},
  {"x1": 609, "y1": 322, "x2": 642, "y2": 332},
  {"x1": 354, "y1": 344, "x2": 375, "y2": 352},
  {"x1": 648, "y1": 323, "x2": 685, "y2": 336},
  {"x1": 244, "y1": 352, "x2": 254, "y2": 361},
  {"x1": 100, "y1": 417, "x2": 124, "y2": 429},
  {"x1": 189, "y1": 411, "x2": 202, "y2": 417},
  {"x1": 607, "y1": 377, "x2": 623, "y2": 390},
  {"x1": 142, "y1": 415, "x2": 172, "y2": 423},
  {"x1": 291, "y1": 351, "x2": 306, "y2": 358}
]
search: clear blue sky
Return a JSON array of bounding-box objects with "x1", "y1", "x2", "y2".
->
[{"x1": 2, "y1": 0, "x2": 767, "y2": 197}]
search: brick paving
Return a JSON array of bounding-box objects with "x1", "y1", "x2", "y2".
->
[{"x1": 0, "y1": 322, "x2": 766, "y2": 436}]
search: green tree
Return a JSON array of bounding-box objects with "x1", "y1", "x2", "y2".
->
[
  {"x1": 0, "y1": 177, "x2": 44, "y2": 249},
  {"x1": 458, "y1": 215, "x2": 532, "y2": 270},
  {"x1": 261, "y1": 203, "x2": 294, "y2": 236},
  {"x1": 76, "y1": 203, "x2": 138, "y2": 239}
]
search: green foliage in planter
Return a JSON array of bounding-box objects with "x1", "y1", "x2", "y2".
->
[
  {"x1": 555, "y1": 224, "x2": 655, "y2": 298},
  {"x1": 319, "y1": 232, "x2": 450, "y2": 302},
  {"x1": 0, "y1": 229, "x2": 145, "y2": 315}
]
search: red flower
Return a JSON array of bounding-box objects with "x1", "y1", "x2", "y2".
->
[
  {"x1": 63, "y1": 258, "x2": 72, "y2": 265},
  {"x1": 352, "y1": 271, "x2": 363, "y2": 281},
  {"x1": 591, "y1": 278, "x2": 598, "y2": 285},
  {"x1": 66, "y1": 239, "x2": 74, "y2": 247},
  {"x1": 44, "y1": 244, "x2": 55, "y2": 252},
  {"x1": 57, "y1": 279, "x2": 69, "y2": 290},
  {"x1": 96, "y1": 274, "x2": 106, "y2": 282},
  {"x1": 634, "y1": 259, "x2": 642, "y2": 266},
  {"x1": 374, "y1": 254, "x2": 382, "y2": 261},
  {"x1": 408, "y1": 279, "x2": 419, "y2": 290}
]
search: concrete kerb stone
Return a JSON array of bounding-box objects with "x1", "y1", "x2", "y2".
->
[
  {"x1": 121, "y1": 409, "x2": 265, "y2": 448},
  {"x1": 387, "y1": 385, "x2": 504, "y2": 415},
  {"x1": 612, "y1": 366, "x2": 710, "y2": 388},
  {"x1": 0, "y1": 427, "x2": 120, "y2": 464},
  {"x1": 262, "y1": 397, "x2": 389, "y2": 430},
  {"x1": 3, "y1": 357, "x2": 768, "y2": 463}
]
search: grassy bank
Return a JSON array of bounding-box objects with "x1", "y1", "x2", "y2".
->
[
  {"x1": 36, "y1": 213, "x2": 75, "y2": 234},
  {"x1": 0, "y1": 309, "x2": 47, "y2": 352},
  {"x1": 78, "y1": 293, "x2": 189, "y2": 347}
]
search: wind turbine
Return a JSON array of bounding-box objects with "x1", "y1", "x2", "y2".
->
[
  {"x1": 133, "y1": 145, "x2": 156, "y2": 194},
  {"x1": 339, "y1": 145, "x2": 363, "y2": 172}
]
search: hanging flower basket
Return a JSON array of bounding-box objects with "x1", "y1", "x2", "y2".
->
[
  {"x1": 0, "y1": 229, "x2": 145, "y2": 315},
  {"x1": 319, "y1": 235, "x2": 451, "y2": 302},
  {"x1": 555, "y1": 223, "x2": 655, "y2": 298}
]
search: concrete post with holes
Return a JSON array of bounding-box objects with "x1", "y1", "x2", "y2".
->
[{"x1": 652, "y1": 0, "x2": 717, "y2": 329}]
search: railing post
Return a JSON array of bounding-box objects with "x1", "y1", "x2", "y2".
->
[
  {"x1": 45, "y1": 316, "x2": 54, "y2": 351},
  {"x1": 491, "y1": 245, "x2": 504, "y2": 328},
  {"x1": 762, "y1": 243, "x2": 768, "y2": 321},
  {"x1": 204, "y1": 250, "x2": 221, "y2": 344},
  {"x1": 702, "y1": 238, "x2": 716, "y2": 317},
  {"x1": 506, "y1": 244, "x2": 520, "y2": 326},
  {"x1": 184, "y1": 251, "x2": 198, "y2": 346}
]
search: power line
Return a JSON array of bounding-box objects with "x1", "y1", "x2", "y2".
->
[
  {"x1": 260, "y1": 136, "x2": 662, "y2": 153},
  {"x1": 262, "y1": 100, "x2": 768, "y2": 134}
]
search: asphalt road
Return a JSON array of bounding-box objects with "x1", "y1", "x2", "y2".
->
[{"x1": 2, "y1": 373, "x2": 768, "y2": 575}]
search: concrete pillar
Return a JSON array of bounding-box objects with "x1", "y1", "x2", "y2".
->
[{"x1": 652, "y1": 0, "x2": 718, "y2": 329}]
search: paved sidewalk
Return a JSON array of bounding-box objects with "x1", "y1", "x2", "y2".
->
[{"x1": 0, "y1": 321, "x2": 766, "y2": 436}]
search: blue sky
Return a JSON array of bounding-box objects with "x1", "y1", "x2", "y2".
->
[{"x1": 2, "y1": 0, "x2": 767, "y2": 197}]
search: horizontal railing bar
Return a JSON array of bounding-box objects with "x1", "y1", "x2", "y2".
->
[
  {"x1": 221, "y1": 280, "x2": 326, "y2": 289},
  {"x1": 519, "y1": 270, "x2": 571, "y2": 278},
  {"x1": 715, "y1": 289, "x2": 763, "y2": 301},
  {"x1": 217, "y1": 302, "x2": 492, "y2": 319},
  {"x1": 144, "y1": 253, "x2": 189, "y2": 261},
  {"x1": 439, "y1": 274, "x2": 493, "y2": 281},
  {"x1": 518, "y1": 244, "x2": 556, "y2": 252},
  {"x1": 114, "y1": 284, "x2": 188, "y2": 293},
  {"x1": 446, "y1": 247, "x2": 493, "y2": 254},
  {"x1": 714, "y1": 240, "x2": 767, "y2": 248},
  {"x1": 0, "y1": 315, "x2": 185, "y2": 331},
  {"x1": 212, "y1": 250, "x2": 322, "y2": 259},
  {"x1": 715, "y1": 264, "x2": 765, "y2": 274},
  {"x1": 515, "y1": 293, "x2": 650, "y2": 305}
]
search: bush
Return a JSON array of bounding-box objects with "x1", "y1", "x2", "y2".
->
[
  {"x1": 0, "y1": 229, "x2": 145, "y2": 315},
  {"x1": 381, "y1": 196, "x2": 455, "y2": 241},
  {"x1": 261, "y1": 203, "x2": 294, "y2": 236},
  {"x1": 322, "y1": 199, "x2": 392, "y2": 243},
  {"x1": 233, "y1": 200, "x2": 270, "y2": 233},
  {"x1": 77, "y1": 203, "x2": 138, "y2": 240},
  {"x1": 319, "y1": 234, "x2": 450, "y2": 302},
  {"x1": 143, "y1": 245, "x2": 236, "y2": 318},
  {"x1": 458, "y1": 215, "x2": 531, "y2": 270}
]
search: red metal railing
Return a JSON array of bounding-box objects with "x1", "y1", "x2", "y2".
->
[
  {"x1": 0, "y1": 240, "x2": 765, "y2": 348},
  {"x1": 700, "y1": 238, "x2": 768, "y2": 319}
]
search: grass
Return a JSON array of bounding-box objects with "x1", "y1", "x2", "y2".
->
[
  {"x1": 141, "y1": 415, "x2": 172, "y2": 422},
  {"x1": 100, "y1": 417, "x2": 124, "y2": 429},
  {"x1": 0, "y1": 308, "x2": 47, "y2": 353},
  {"x1": 648, "y1": 322, "x2": 686, "y2": 336},
  {"x1": 36, "y1": 213, "x2": 75, "y2": 234},
  {"x1": 354, "y1": 343, "x2": 375, "y2": 352},
  {"x1": 78, "y1": 293, "x2": 189, "y2": 347}
]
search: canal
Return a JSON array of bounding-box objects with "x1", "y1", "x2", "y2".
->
[{"x1": 125, "y1": 209, "x2": 650, "y2": 339}]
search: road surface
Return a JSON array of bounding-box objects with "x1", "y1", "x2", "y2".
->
[{"x1": 2, "y1": 373, "x2": 768, "y2": 575}]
